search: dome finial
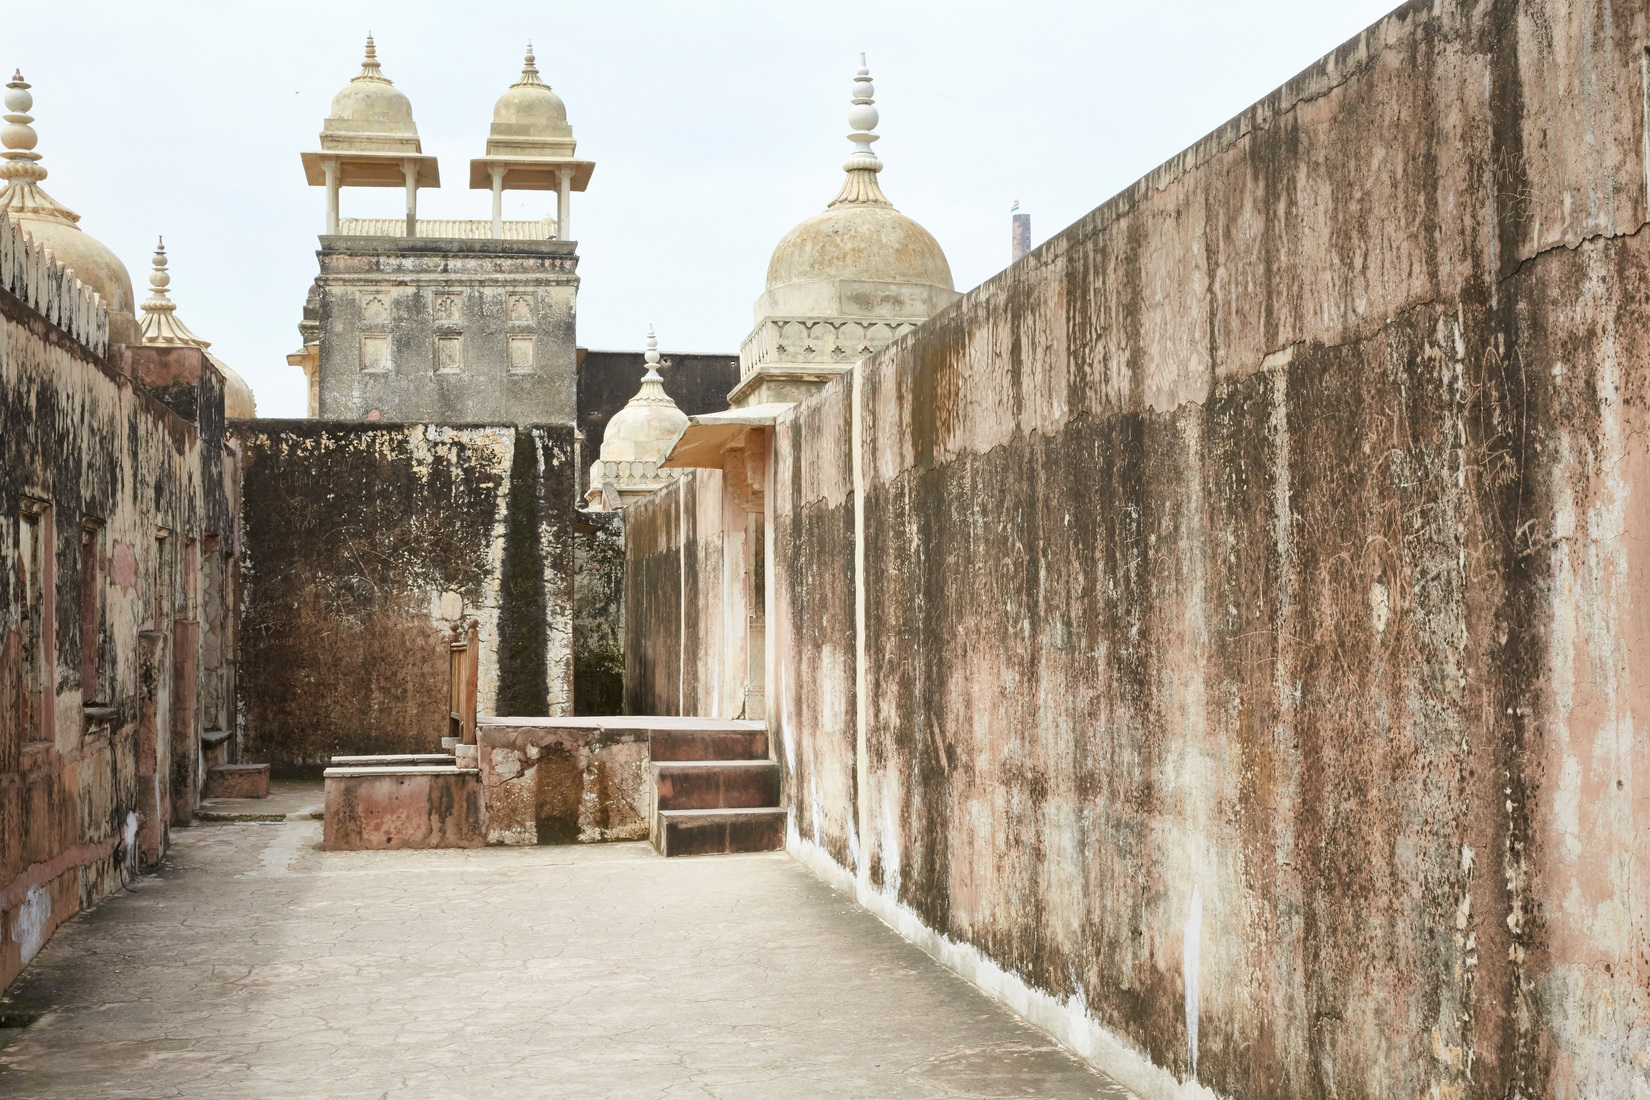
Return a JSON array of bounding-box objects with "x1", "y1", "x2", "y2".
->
[
  {"x1": 148, "y1": 237, "x2": 172, "y2": 298},
  {"x1": 140, "y1": 236, "x2": 210, "y2": 348},
  {"x1": 830, "y1": 55, "x2": 889, "y2": 208},
  {"x1": 2, "y1": 69, "x2": 46, "y2": 186},
  {"x1": 356, "y1": 33, "x2": 391, "y2": 84},
  {"x1": 514, "y1": 41, "x2": 547, "y2": 88},
  {"x1": 643, "y1": 324, "x2": 662, "y2": 380},
  {"x1": 138, "y1": 235, "x2": 207, "y2": 344},
  {"x1": 1, "y1": 69, "x2": 81, "y2": 225}
]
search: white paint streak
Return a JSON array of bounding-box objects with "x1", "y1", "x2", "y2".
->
[
  {"x1": 1184, "y1": 886, "x2": 1202, "y2": 1079},
  {"x1": 12, "y1": 885, "x2": 48, "y2": 967}
]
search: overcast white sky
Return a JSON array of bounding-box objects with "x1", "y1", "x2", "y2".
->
[{"x1": 10, "y1": 1, "x2": 1399, "y2": 417}]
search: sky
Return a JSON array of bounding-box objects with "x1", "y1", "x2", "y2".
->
[{"x1": 9, "y1": 0, "x2": 1401, "y2": 418}]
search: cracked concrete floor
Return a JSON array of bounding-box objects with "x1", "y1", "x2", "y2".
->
[{"x1": 0, "y1": 805, "x2": 1132, "y2": 1099}]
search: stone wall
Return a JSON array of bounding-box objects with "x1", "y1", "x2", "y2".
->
[
  {"x1": 641, "y1": 2, "x2": 1650, "y2": 1096},
  {"x1": 623, "y1": 469, "x2": 754, "y2": 718},
  {"x1": 573, "y1": 509, "x2": 625, "y2": 715},
  {"x1": 234, "y1": 422, "x2": 576, "y2": 769},
  {"x1": 1, "y1": 211, "x2": 241, "y2": 991}
]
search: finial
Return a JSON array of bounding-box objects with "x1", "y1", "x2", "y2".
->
[
  {"x1": 642, "y1": 325, "x2": 662, "y2": 381},
  {"x1": 356, "y1": 33, "x2": 390, "y2": 83},
  {"x1": 149, "y1": 237, "x2": 171, "y2": 295},
  {"x1": 2, "y1": 68, "x2": 47, "y2": 187},
  {"x1": 829, "y1": 55, "x2": 889, "y2": 208},
  {"x1": 140, "y1": 236, "x2": 209, "y2": 347},
  {"x1": 514, "y1": 41, "x2": 547, "y2": 88}
]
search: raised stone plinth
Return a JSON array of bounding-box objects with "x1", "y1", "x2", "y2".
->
[
  {"x1": 204, "y1": 763, "x2": 270, "y2": 800},
  {"x1": 322, "y1": 766, "x2": 485, "y2": 851}
]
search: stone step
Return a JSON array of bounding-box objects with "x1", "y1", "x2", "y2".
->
[
  {"x1": 652, "y1": 760, "x2": 780, "y2": 812},
  {"x1": 648, "y1": 727, "x2": 770, "y2": 762},
  {"x1": 329, "y1": 754, "x2": 455, "y2": 768},
  {"x1": 653, "y1": 808, "x2": 786, "y2": 857}
]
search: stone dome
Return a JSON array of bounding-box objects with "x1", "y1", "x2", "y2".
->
[
  {"x1": 599, "y1": 331, "x2": 688, "y2": 464},
  {"x1": 12, "y1": 215, "x2": 136, "y2": 315},
  {"x1": 484, "y1": 46, "x2": 574, "y2": 157},
  {"x1": 747, "y1": 59, "x2": 957, "y2": 330},
  {"x1": 765, "y1": 203, "x2": 952, "y2": 296},
  {"x1": 329, "y1": 75, "x2": 414, "y2": 127},
  {"x1": 208, "y1": 353, "x2": 258, "y2": 419}
]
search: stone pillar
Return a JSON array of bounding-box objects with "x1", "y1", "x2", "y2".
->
[
  {"x1": 403, "y1": 160, "x2": 418, "y2": 238},
  {"x1": 557, "y1": 167, "x2": 571, "y2": 241},
  {"x1": 323, "y1": 159, "x2": 339, "y2": 235},
  {"x1": 491, "y1": 167, "x2": 506, "y2": 239},
  {"x1": 1011, "y1": 210, "x2": 1030, "y2": 262}
]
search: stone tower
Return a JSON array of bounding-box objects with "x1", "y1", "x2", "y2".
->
[{"x1": 295, "y1": 39, "x2": 593, "y2": 425}]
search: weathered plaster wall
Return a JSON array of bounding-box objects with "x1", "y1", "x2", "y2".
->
[
  {"x1": 574, "y1": 510, "x2": 625, "y2": 715},
  {"x1": 235, "y1": 422, "x2": 575, "y2": 769},
  {"x1": 623, "y1": 470, "x2": 752, "y2": 718},
  {"x1": 1, "y1": 213, "x2": 240, "y2": 992},
  {"x1": 751, "y1": 2, "x2": 1650, "y2": 1098},
  {"x1": 770, "y1": 383, "x2": 857, "y2": 868}
]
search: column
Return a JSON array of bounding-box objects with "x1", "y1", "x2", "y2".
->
[
  {"x1": 323, "y1": 159, "x2": 339, "y2": 235},
  {"x1": 403, "y1": 160, "x2": 418, "y2": 238},
  {"x1": 491, "y1": 166, "x2": 505, "y2": 239},
  {"x1": 557, "y1": 167, "x2": 571, "y2": 242}
]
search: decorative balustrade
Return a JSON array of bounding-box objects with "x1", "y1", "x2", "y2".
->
[
  {"x1": 0, "y1": 209, "x2": 109, "y2": 357},
  {"x1": 587, "y1": 458, "x2": 687, "y2": 499},
  {"x1": 739, "y1": 316, "x2": 919, "y2": 377}
]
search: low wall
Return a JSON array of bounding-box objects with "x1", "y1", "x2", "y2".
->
[
  {"x1": 234, "y1": 423, "x2": 577, "y2": 769},
  {"x1": 477, "y1": 718, "x2": 651, "y2": 844},
  {"x1": 322, "y1": 768, "x2": 486, "y2": 850}
]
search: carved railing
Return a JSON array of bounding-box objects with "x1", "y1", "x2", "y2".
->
[
  {"x1": 588, "y1": 458, "x2": 687, "y2": 497},
  {"x1": 739, "y1": 316, "x2": 919, "y2": 377},
  {"x1": 0, "y1": 209, "x2": 109, "y2": 357}
]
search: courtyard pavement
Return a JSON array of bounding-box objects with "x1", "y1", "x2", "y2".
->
[{"x1": 0, "y1": 783, "x2": 1131, "y2": 1099}]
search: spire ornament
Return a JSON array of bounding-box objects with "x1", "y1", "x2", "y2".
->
[
  {"x1": 355, "y1": 34, "x2": 391, "y2": 84},
  {"x1": 632, "y1": 326, "x2": 673, "y2": 398},
  {"x1": 0, "y1": 71, "x2": 79, "y2": 224},
  {"x1": 513, "y1": 42, "x2": 548, "y2": 89},
  {"x1": 139, "y1": 237, "x2": 210, "y2": 348},
  {"x1": 830, "y1": 55, "x2": 890, "y2": 208}
]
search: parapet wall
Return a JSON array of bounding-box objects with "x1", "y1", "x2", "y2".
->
[
  {"x1": 0, "y1": 209, "x2": 108, "y2": 358},
  {"x1": 234, "y1": 422, "x2": 577, "y2": 768},
  {"x1": 749, "y1": 2, "x2": 1647, "y2": 1097}
]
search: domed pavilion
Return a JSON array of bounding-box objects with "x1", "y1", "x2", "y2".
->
[{"x1": 727, "y1": 56, "x2": 960, "y2": 409}]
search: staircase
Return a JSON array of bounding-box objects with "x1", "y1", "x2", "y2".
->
[{"x1": 647, "y1": 720, "x2": 785, "y2": 857}]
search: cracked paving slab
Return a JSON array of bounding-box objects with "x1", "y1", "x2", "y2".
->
[{"x1": 0, "y1": 798, "x2": 1133, "y2": 1099}]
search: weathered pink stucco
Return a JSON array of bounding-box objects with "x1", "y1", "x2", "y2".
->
[{"x1": 322, "y1": 769, "x2": 486, "y2": 851}]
